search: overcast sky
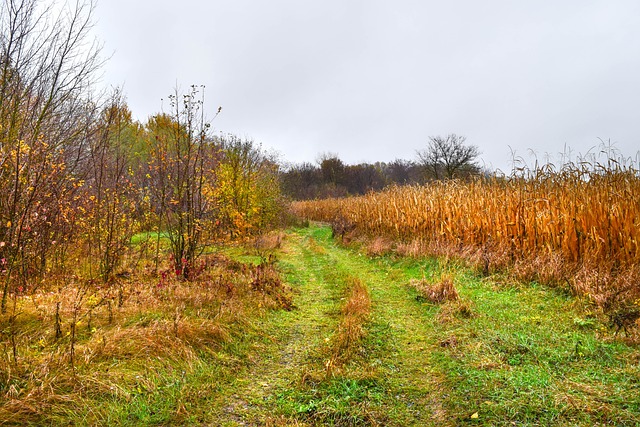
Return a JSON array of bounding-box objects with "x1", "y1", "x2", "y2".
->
[{"x1": 93, "y1": 1, "x2": 640, "y2": 172}]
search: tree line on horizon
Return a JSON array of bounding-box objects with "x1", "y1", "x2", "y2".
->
[{"x1": 280, "y1": 134, "x2": 483, "y2": 200}]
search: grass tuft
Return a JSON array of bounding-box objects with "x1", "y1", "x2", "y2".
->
[
  {"x1": 412, "y1": 274, "x2": 459, "y2": 304},
  {"x1": 325, "y1": 277, "x2": 372, "y2": 377},
  {"x1": 437, "y1": 298, "x2": 475, "y2": 324},
  {"x1": 365, "y1": 236, "x2": 394, "y2": 257}
]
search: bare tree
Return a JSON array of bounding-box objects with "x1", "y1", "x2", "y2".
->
[
  {"x1": 1, "y1": 0, "x2": 103, "y2": 311},
  {"x1": 417, "y1": 134, "x2": 480, "y2": 180},
  {"x1": 147, "y1": 86, "x2": 219, "y2": 279},
  {"x1": 84, "y1": 90, "x2": 139, "y2": 282}
]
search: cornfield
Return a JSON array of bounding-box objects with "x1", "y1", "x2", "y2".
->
[{"x1": 292, "y1": 163, "x2": 640, "y2": 304}]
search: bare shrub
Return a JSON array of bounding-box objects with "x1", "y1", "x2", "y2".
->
[
  {"x1": 366, "y1": 236, "x2": 394, "y2": 257},
  {"x1": 412, "y1": 274, "x2": 459, "y2": 304},
  {"x1": 330, "y1": 215, "x2": 356, "y2": 242}
]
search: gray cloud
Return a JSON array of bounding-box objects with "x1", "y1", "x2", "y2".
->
[{"x1": 94, "y1": 0, "x2": 640, "y2": 171}]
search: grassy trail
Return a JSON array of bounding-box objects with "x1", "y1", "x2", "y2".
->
[
  {"x1": 210, "y1": 226, "x2": 345, "y2": 424},
  {"x1": 213, "y1": 225, "x2": 450, "y2": 426},
  {"x1": 212, "y1": 224, "x2": 639, "y2": 426}
]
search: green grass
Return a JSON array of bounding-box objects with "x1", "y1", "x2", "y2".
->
[
  {"x1": 371, "y1": 246, "x2": 640, "y2": 426},
  {"x1": 130, "y1": 231, "x2": 170, "y2": 245},
  {"x1": 242, "y1": 224, "x2": 639, "y2": 426},
  {"x1": 270, "y1": 377, "x2": 386, "y2": 425}
]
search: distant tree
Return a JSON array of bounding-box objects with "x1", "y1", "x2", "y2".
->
[
  {"x1": 417, "y1": 134, "x2": 480, "y2": 180},
  {"x1": 280, "y1": 162, "x2": 322, "y2": 200},
  {"x1": 344, "y1": 163, "x2": 385, "y2": 194},
  {"x1": 283, "y1": 150, "x2": 478, "y2": 200},
  {"x1": 280, "y1": 156, "x2": 425, "y2": 200},
  {"x1": 384, "y1": 159, "x2": 419, "y2": 185},
  {"x1": 317, "y1": 153, "x2": 345, "y2": 186}
]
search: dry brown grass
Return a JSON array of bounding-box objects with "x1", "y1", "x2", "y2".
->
[
  {"x1": 265, "y1": 416, "x2": 310, "y2": 426},
  {"x1": 395, "y1": 238, "x2": 428, "y2": 258},
  {"x1": 324, "y1": 277, "x2": 371, "y2": 377},
  {"x1": 0, "y1": 252, "x2": 291, "y2": 424},
  {"x1": 365, "y1": 236, "x2": 394, "y2": 257},
  {"x1": 255, "y1": 231, "x2": 286, "y2": 252},
  {"x1": 251, "y1": 258, "x2": 295, "y2": 311},
  {"x1": 437, "y1": 299, "x2": 475, "y2": 324},
  {"x1": 412, "y1": 274, "x2": 459, "y2": 304}
]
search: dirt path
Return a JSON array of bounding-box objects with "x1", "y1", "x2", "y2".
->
[{"x1": 213, "y1": 225, "x2": 448, "y2": 426}]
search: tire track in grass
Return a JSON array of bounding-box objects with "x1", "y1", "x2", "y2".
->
[
  {"x1": 303, "y1": 225, "x2": 450, "y2": 426},
  {"x1": 210, "y1": 224, "x2": 449, "y2": 426},
  {"x1": 250, "y1": 224, "x2": 448, "y2": 425},
  {"x1": 211, "y1": 226, "x2": 346, "y2": 425},
  {"x1": 214, "y1": 224, "x2": 640, "y2": 426}
]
